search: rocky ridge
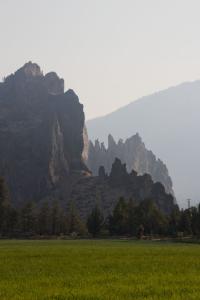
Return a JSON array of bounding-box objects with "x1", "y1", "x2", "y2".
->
[
  {"x1": 0, "y1": 62, "x2": 175, "y2": 216},
  {"x1": 71, "y1": 158, "x2": 174, "y2": 217},
  {"x1": 86, "y1": 134, "x2": 174, "y2": 195}
]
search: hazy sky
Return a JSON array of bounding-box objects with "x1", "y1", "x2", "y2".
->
[{"x1": 1, "y1": 0, "x2": 200, "y2": 119}]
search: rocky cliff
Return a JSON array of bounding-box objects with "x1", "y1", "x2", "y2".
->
[
  {"x1": 71, "y1": 158, "x2": 174, "y2": 217},
  {"x1": 0, "y1": 62, "x2": 175, "y2": 216},
  {"x1": 0, "y1": 62, "x2": 89, "y2": 205},
  {"x1": 86, "y1": 134, "x2": 173, "y2": 195}
]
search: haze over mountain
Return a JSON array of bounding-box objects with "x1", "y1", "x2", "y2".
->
[
  {"x1": 87, "y1": 81, "x2": 200, "y2": 206},
  {"x1": 86, "y1": 134, "x2": 173, "y2": 196}
]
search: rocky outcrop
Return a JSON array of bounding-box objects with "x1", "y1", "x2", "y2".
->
[
  {"x1": 44, "y1": 72, "x2": 64, "y2": 95},
  {"x1": 0, "y1": 62, "x2": 175, "y2": 216},
  {"x1": 0, "y1": 62, "x2": 89, "y2": 205},
  {"x1": 71, "y1": 158, "x2": 175, "y2": 217},
  {"x1": 86, "y1": 134, "x2": 174, "y2": 195}
]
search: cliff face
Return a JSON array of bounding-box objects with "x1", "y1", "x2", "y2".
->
[
  {"x1": 71, "y1": 158, "x2": 175, "y2": 217},
  {"x1": 86, "y1": 134, "x2": 174, "y2": 195},
  {"x1": 0, "y1": 62, "x2": 175, "y2": 216},
  {"x1": 0, "y1": 62, "x2": 89, "y2": 204}
]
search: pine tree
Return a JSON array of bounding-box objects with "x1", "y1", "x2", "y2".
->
[
  {"x1": 37, "y1": 202, "x2": 51, "y2": 235},
  {"x1": 109, "y1": 197, "x2": 129, "y2": 235},
  {"x1": 127, "y1": 198, "x2": 136, "y2": 236},
  {"x1": 135, "y1": 199, "x2": 168, "y2": 235},
  {"x1": 20, "y1": 202, "x2": 37, "y2": 236},
  {"x1": 0, "y1": 177, "x2": 11, "y2": 235},
  {"x1": 50, "y1": 201, "x2": 65, "y2": 235},
  {"x1": 67, "y1": 202, "x2": 86, "y2": 235},
  {"x1": 179, "y1": 209, "x2": 192, "y2": 235},
  {"x1": 168, "y1": 205, "x2": 180, "y2": 236},
  {"x1": 87, "y1": 205, "x2": 104, "y2": 237}
]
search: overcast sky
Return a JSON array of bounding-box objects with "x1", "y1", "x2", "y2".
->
[{"x1": 1, "y1": 0, "x2": 200, "y2": 119}]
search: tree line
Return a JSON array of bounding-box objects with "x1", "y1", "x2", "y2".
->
[{"x1": 0, "y1": 177, "x2": 200, "y2": 238}]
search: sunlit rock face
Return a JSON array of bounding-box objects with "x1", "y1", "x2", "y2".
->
[
  {"x1": 0, "y1": 62, "x2": 89, "y2": 205},
  {"x1": 86, "y1": 134, "x2": 174, "y2": 195}
]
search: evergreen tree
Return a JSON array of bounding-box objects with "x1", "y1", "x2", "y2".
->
[
  {"x1": 135, "y1": 199, "x2": 168, "y2": 235},
  {"x1": 20, "y1": 202, "x2": 37, "y2": 236},
  {"x1": 168, "y1": 205, "x2": 180, "y2": 236},
  {"x1": 179, "y1": 209, "x2": 192, "y2": 235},
  {"x1": 5, "y1": 207, "x2": 19, "y2": 237},
  {"x1": 67, "y1": 202, "x2": 86, "y2": 235},
  {"x1": 87, "y1": 205, "x2": 104, "y2": 237},
  {"x1": 109, "y1": 197, "x2": 129, "y2": 235},
  {"x1": 37, "y1": 202, "x2": 51, "y2": 235},
  {"x1": 127, "y1": 198, "x2": 136, "y2": 236},
  {"x1": 50, "y1": 201, "x2": 63, "y2": 235},
  {"x1": 0, "y1": 177, "x2": 11, "y2": 235},
  {"x1": 190, "y1": 207, "x2": 199, "y2": 236}
]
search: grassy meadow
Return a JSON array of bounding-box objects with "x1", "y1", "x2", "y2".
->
[{"x1": 0, "y1": 239, "x2": 200, "y2": 300}]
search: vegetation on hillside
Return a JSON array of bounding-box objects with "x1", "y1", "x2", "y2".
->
[{"x1": 0, "y1": 177, "x2": 200, "y2": 239}]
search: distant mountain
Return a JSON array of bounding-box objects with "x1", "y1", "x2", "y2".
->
[
  {"x1": 86, "y1": 81, "x2": 200, "y2": 206},
  {"x1": 86, "y1": 134, "x2": 173, "y2": 196}
]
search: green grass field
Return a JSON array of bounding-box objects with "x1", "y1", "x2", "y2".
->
[{"x1": 0, "y1": 240, "x2": 200, "y2": 300}]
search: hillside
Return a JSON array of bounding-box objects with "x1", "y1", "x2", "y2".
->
[{"x1": 87, "y1": 81, "x2": 200, "y2": 205}]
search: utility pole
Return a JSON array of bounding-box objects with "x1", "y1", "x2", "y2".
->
[{"x1": 187, "y1": 198, "x2": 191, "y2": 210}]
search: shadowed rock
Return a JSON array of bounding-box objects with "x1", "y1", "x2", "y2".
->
[
  {"x1": 0, "y1": 63, "x2": 175, "y2": 217},
  {"x1": 86, "y1": 134, "x2": 174, "y2": 195},
  {"x1": 71, "y1": 158, "x2": 175, "y2": 217},
  {"x1": 0, "y1": 62, "x2": 89, "y2": 205}
]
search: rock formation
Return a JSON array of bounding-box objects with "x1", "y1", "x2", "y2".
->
[
  {"x1": 0, "y1": 62, "x2": 175, "y2": 216},
  {"x1": 0, "y1": 62, "x2": 89, "y2": 205},
  {"x1": 86, "y1": 134, "x2": 174, "y2": 195},
  {"x1": 86, "y1": 81, "x2": 200, "y2": 205},
  {"x1": 71, "y1": 158, "x2": 174, "y2": 217}
]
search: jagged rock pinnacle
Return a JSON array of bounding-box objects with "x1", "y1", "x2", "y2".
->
[{"x1": 15, "y1": 61, "x2": 43, "y2": 78}]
